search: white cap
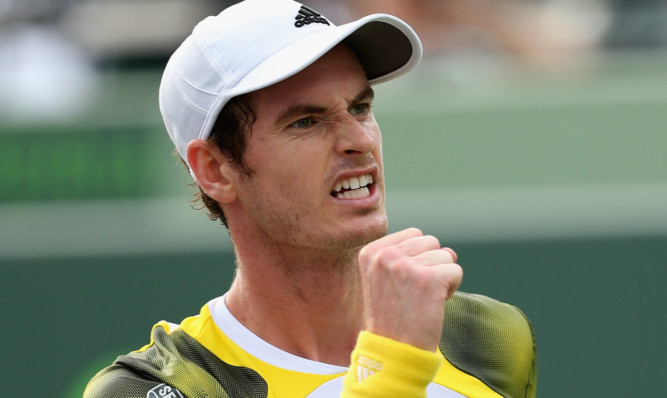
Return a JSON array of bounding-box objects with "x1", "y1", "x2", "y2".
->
[{"x1": 159, "y1": 0, "x2": 423, "y2": 166}]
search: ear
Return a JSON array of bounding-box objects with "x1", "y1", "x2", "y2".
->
[{"x1": 186, "y1": 139, "x2": 237, "y2": 203}]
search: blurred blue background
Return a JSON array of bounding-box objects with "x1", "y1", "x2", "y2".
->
[{"x1": 1, "y1": 0, "x2": 666, "y2": 396}]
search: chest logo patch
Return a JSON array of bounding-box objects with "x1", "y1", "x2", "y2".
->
[{"x1": 146, "y1": 383, "x2": 184, "y2": 398}]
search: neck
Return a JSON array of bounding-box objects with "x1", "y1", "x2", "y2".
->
[{"x1": 225, "y1": 238, "x2": 365, "y2": 366}]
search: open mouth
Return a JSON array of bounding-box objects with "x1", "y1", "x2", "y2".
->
[{"x1": 331, "y1": 174, "x2": 373, "y2": 199}]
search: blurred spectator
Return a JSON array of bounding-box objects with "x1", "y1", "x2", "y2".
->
[
  {"x1": 331, "y1": 0, "x2": 612, "y2": 71},
  {"x1": 1, "y1": 0, "x2": 665, "y2": 119},
  {"x1": 0, "y1": 0, "x2": 98, "y2": 121},
  {"x1": 59, "y1": 0, "x2": 222, "y2": 67},
  {"x1": 0, "y1": 0, "x2": 74, "y2": 24}
]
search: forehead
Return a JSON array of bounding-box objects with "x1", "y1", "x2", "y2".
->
[{"x1": 248, "y1": 44, "x2": 369, "y2": 115}]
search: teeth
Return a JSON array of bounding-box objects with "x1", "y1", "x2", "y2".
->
[
  {"x1": 334, "y1": 174, "x2": 373, "y2": 194},
  {"x1": 336, "y1": 187, "x2": 370, "y2": 199}
]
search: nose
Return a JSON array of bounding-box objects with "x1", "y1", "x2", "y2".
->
[{"x1": 334, "y1": 115, "x2": 378, "y2": 157}]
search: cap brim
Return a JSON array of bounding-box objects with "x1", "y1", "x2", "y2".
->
[{"x1": 236, "y1": 14, "x2": 421, "y2": 92}]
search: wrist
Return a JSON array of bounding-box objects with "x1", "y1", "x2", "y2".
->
[{"x1": 343, "y1": 331, "x2": 442, "y2": 398}]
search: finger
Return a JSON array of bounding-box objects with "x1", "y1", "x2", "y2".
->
[
  {"x1": 394, "y1": 234, "x2": 441, "y2": 257},
  {"x1": 432, "y1": 262, "x2": 464, "y2": 300},
  {"x1": 362, "y1": 228, "x2": 423, "y2": 253},
  {"x1": 442, "y1": 247, "x2": 457, "y2": 263},
  {"x1": 381, "y1": 228, "x2": 424, "y2": 245},
  {"x1": 413, "y1": 248, "x2": 457, "y2": 267}
]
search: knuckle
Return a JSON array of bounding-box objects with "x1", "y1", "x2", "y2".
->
[
  {"x1": 451, "y1": 263, "x2": 463, "y2": 278},
  {"x1": 391, "y1": 260, "x2": 419, "y2": 282},
  {"x1": 443, "y1": 265, "x2": 464, "y2": 289},
  {"x1": 374, "y1": 246, "x2": 402, "y2": 266},
  {"x1": 423, "y1": 235, "x2": 440, "y2": 248},
  {"x1": 358, "y1": 245, "x2": 373, "y2": 263}
]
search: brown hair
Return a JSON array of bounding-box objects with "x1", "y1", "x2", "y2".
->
[{"x1": 181, "y1": 94, "x2": 255, "y2": 228}]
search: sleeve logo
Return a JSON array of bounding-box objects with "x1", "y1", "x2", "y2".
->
[
  {"x1": 356, "y1": 355, "x2": 383, "y2": 382},
  {"x1": 146, "y1": 383, "x2": 184, "y2": 398}
]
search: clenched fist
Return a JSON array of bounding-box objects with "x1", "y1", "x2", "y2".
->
[{"x1": 358, "y1": 228, "x2": 463, "y2": 352}]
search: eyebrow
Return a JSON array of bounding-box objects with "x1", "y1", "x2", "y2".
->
[{"x1": 274, "y1": 86, "x2": 375, "y2": 127}]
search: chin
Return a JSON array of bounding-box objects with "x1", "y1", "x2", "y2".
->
[{"x1": 343, "y1": 216, "x2": 388, "y2": 248}]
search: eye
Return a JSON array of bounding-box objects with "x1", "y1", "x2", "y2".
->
[
  {"x1": 291, "y1": 117, "x2": 312, "y2": 129},
  {"x1": 350, "y1": 103, "x2": 369, "y2": 116}
]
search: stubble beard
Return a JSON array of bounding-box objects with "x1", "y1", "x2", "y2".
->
[
  {"x1": 264, "y1": 204, "x2": 387, "y2": 262},
  {"x1": 235, "y1": 159, "x2": 388, "y2": 272},
  {"x1": 246, "y1": 190, "x2": 389, "y2": 276}
]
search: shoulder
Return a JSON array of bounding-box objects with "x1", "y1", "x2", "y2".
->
[
  {"x1": 84, "y1": 321, "x2": 267, "y2": 398},
  {"x1": 444, "y1": 291, "x2": 535, "y2": 341},
  {"x1": 440, "y1": 291, "x2": 537, "y2": 398},
  {"x1": 83, "y1": 324, "x2": 190, "y2": 398}
]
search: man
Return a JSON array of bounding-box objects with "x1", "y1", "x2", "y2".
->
[{"x1": 85, "y1": 0, "x2": 536, "y2": 397}]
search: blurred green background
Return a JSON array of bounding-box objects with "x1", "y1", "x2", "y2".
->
[{"x1": 1, "y1": 0, "x2": 667, "y2": 397}]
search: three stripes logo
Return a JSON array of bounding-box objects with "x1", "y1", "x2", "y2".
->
[
  {"x1": 294, "y1": 5, "x2": 330, "y2": 28},
  {"x1": 356, "y1": 355, "x2": 383, "y2": 382}
]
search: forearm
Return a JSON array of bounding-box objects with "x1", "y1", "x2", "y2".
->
[{"x1": 341, "y1": 331, "x2": 442, "y2": 398}]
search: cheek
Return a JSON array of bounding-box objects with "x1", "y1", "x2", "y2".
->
[
  {"x1": 366, "y1": 115, "x2": 382, "y2": 143},
  {"x1": 368, "y1": 124, "x2": 383, "y2": 162},
  {"x1": 246, "y1": 143, "x2": 325, "y2": 196}
]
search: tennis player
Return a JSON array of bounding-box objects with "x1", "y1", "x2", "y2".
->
[{"x1": 85, "y1": 1, "x2": 536, "y2": 397}]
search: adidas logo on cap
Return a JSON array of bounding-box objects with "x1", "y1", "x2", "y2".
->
[{"x1": 294, "y1": 5, "x2": 330, "y2": 28}]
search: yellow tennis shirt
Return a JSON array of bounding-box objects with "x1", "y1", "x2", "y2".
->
[{"x1": 85, "y1": 292, "x2": 536, "y2": 397}]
